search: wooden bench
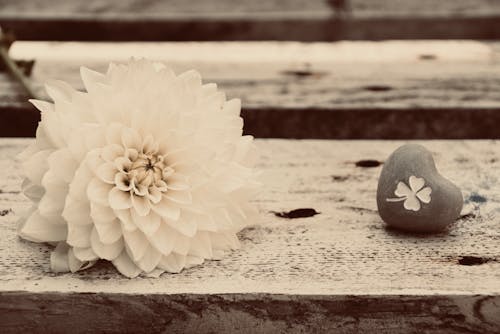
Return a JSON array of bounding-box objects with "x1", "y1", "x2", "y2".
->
[
  {"x1": 3, "y1": 41, "x2": 500, "y2": 139},
  {"x1": 0, "y1": 1, "x2": 499, "y2": 333},
  {"x1": 1, "y1": 0, "x2": 500, "y2": 40}
]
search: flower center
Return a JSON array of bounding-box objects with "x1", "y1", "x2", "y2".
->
[{"x1": 114, "y1": 148, "x2": 173, "y2": 198}]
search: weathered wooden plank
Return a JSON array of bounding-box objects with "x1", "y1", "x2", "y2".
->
[
  {"x1": 1, "y1": 0, "x2": 500, "y2": 41},
  {"x1": 1, "y1": 293, "x2": 499, "y2": 333},
  {"x1": 3, "y1": 41, "x2": 500, "y2": 138},
  {"x1": 0, "y1": 138, "x2": 499, "y2": 332}
]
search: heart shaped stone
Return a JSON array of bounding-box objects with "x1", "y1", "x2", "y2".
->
[{"x1": 376, "y1": 144, "x2": 463, "y2": 233}]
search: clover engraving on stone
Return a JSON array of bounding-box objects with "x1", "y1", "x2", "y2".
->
[{"x1": 386, "y1": 175, "x2": 432, "y2": 212}]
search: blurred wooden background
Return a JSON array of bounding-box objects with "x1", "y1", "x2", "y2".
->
[
  {"x1": 1, "y1": 0, "x2": 500, "y2": 41},
  {"x1": 1, "y1": 0, "x2": 500, "y2": 138}
]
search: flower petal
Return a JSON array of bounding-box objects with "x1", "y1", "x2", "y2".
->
[
  {"x1": 123, "y1": 228, "x2": 148, "y2": 261},
  {"x1": 131, "y1": 210, "x2": 161, "y2": 236},
  {"x1": 73, "y1": 246, "x2": 99, "y2": 262},
  {"x1": 68, "y1": 163, "x2": 94, "y2": 201},
  {"x1": 50, "y1": 242, "x2": 70, "y2": 273},
  {"x1": 115, "y1": 173, "x2": 132, "y2": 191},
  {"x1": 67, "y1": 223, "x2": 92, "y2": 248},
  {"x1": 115, "y1": 209, "x2": 137, "y2": 231},
  {"x1": 48, "y1": 148, "x2": 78, "y2": 183},
  {"x1": 136, "y1": 245, "x2": 162, "y2": 273},
  {"x1": 152, "y1": 196, "x2": 181, "y2": 221},
  {"x1": 19, "y1": 210, "x2": 67, "y2": 242},
  {"x1": 62, "y1": 196, "x2": 91, "y2": 226},
  {"x1": 90, "y1": 202, "x2": 116, "y2": 223},
  {"x1": 210, "y1": 231, "x2": 240, "y2": 250},
  {"x1": 22, "y1": 149, "x2": 52, "y2": 185},
  {"x1": 101, "y1": 144, "x2": 124, "y2": 162},
  {"x1": 80, "y1": 66, "x2": 107, "y2": 92},
  {"x1": 86, "y1": 149, "x2": 104, "y2": 174},
  {"x1": 112, "y1": 251, "x2": 142, "y2": 278},
  {"x1": 143, "y1": 268, "x2": 164, "y2": 278},
  {"x1": 90, "y1": 227, "x2": 124, "y2": 260},
  {"x1": 172, "y1": 233, "x2": 190, "y2": 256},
  {"x1": 121, "y1": 127, "x2": 142, "y2": 150},
  {"x1": 106, "y1": 123, "x2": 124, "y2": 145},
  {"x1": 131, "y1": 195, "x2": 151, "y2": 216},
  {"x1": 67, "y1": 128, "x2": 90, "y2": 161},
  {"x1": 195, "y1": 213, "x2": 218, "y2": 232},
  {"x1": 114, "y1": 157, "x2": 132, "y2": 174},
  {"x1": 38, "y1": 190, "x2": 67, "y2": 220},
  {"x1": 165, "y1": 173, "x2": 190, "y2": 191},
  {"x1": 147, "y1": 186, "x2": 162, "y2": 204},
  {"x1": 222, "y1": 98, "x2": 241, "y2": 117},
  {"x1": 30, "y1": 99, "x2": 55, "y2": 115},
  {"x1": 108, "y1": 187, "x2": 133, "y2": 210},
  {"x1": 21, "y1": 179, "x2": 45, "y2": 201},
  {"x1": 142, "y1": 134, "x2": 158, "y2": 155},
  {"x1": 158, "y1": 253, "x2": 186, "y2": 273},
  {"x1": 164, "y1": 189, "x2": 192, "y2": 205},
  {"x1": 45, "y1": 80, "x2": 75, "y2": 102},
  {"x1": 87, "y1": 177, "x2": 113, "y2": 206},
  {"x1": 96, "y1": 162, "x2": 117, "y2": 184},
  {"x1": 147, "y1": 222, "x2": 176, "y2": 255},
  {"x1": 188, "y1": 231, "x2": 213, "y2": 258},
  {"x1": 95, "y1": 219, "x2": 122, "y2": 244},
  {"x1": 67, "y1": 247, "x2": 86, "y2": 272},
  {"x1": 185, "y1": 255, "x2": 204, "y2": 269}
]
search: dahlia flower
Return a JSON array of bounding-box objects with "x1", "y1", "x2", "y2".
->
[{"x1": 17, "y1": 59, "x2": 259, "y2": 278}]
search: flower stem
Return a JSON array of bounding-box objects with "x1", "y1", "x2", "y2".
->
[
  {"x1": 0, "y1": 29, "x2": 42, "y2": 100},
  {"x1": 386, "y1": 197, "x2": 406, "y2": 202}
]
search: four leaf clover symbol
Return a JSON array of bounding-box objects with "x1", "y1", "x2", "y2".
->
[{"x1": 386, "y1": 175, "x2": 432, "y2": 211}]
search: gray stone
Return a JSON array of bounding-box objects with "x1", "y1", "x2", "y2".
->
[{"x1": 377, "y1": 144, "x2": 463, "y2": 233}]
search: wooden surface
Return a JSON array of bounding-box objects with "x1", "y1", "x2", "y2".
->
[
  {"x1": 1, "y1": 0, "x2": 500, "y2": 41},
  {"x1": 0, "y1": 138, "x2": 499, "y2": 332},
  {"x1": 3, "y1": 41, "x2": 500, "y2": 139}
]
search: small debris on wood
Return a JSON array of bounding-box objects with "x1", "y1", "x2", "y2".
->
[
  {"x1": 362, "y1": 85, "x2": 393, "y2": 92},
  {"x1": 459, "y1": 212, "x2": 476, "y2": 220},
  {"x1": 467, "y1": 193, "x2": 487, "y2": 204},
  {"x1": 281, "y1": 64, "x2": 327, "y2": 79},
  {"x1": 0, "y1": 208, "x2": 12, "y2": 216},
  {"x1": 272, "y1": 208, "x2": 320, "y2": 219},
  {"x1": 281, "y1": 69, "x2": 315, "y2": 77},
  {"x1": 419, "y1": 54, "x2": 437, "y2": 60},
  {"x1": 355, "y1": 160, "x2": 382, "y2": 168},
  {"x1": 331, "y1": 175, "x2": 349, "y2": 182},
  {"x1": 457, "y1": 256, "x2": 494, "y2": 266}
]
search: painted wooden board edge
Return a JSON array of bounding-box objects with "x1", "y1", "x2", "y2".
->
[
  {"x1": 1, "y1": 16, "x2": 500, "y2": 41},
  {"x1": 0, "y1": 292, "x2": 499, "y2": 333},
  {"x1": 4, "y1": 103, "x2": 500, "y2": 139}
]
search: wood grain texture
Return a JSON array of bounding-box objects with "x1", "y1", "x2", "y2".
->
[
  {"x1": 3, "y1": 41, "x2": 500, "y2": 138},
  {"x1": 1, "y1": 0, "x2": 500, "y2": 41},
  {"x1": 1, "y1": 293, "x2": 499, "y2": 333},
  {"x1": 0, "y1": 139, "x2": 499, "y2": 332}
]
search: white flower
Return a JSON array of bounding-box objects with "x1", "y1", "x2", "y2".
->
[
  {"x1": 17, "y1": 59, "x2": 260, "y2": 278},
  {"x1": 386, "y1": 175, "x2": 432, "y2": 211}
]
